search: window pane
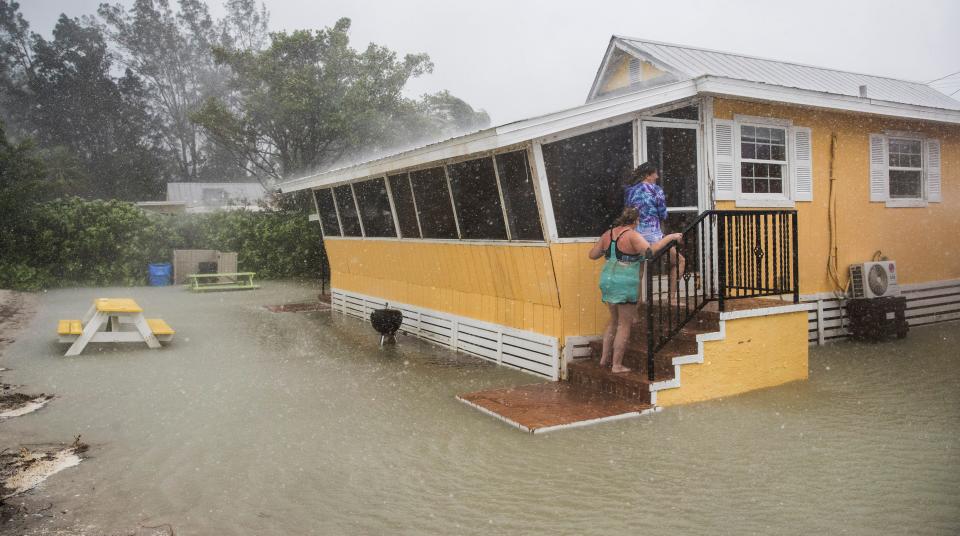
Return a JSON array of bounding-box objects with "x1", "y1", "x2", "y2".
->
[
  {"x1": 768, "y1": 164, "x2": 783, "y2": 178},
  {"x1": 771, "y1": 144, "x2": 785, "y2": 161},
  {"x1": 741, "y1": 125, "x2": 755, "y2": 142},
  {"x1": 333, "y1": 185, "x2": 362, "y2": 236},
  {"x1": 353, "y1": 178, "x2": 396, "y2": 238},
  {"x1": 313, "y1": 188, "x2": 341, "y2": 237},
  {"x1": 741, "y1": 162, "x2": 754, "y2": 178},
  {"x1": 755, "y1": 179, "x2": 770, "y2": 193},
  {"x1": 652, "y1": 104, "x2": 699, "y2": 120},
  {"x1": 909, "y1": 154, "x2": 922, "y2": 168},
  {"x1": 495, "y1": 151, "x2": 543, "y2": 241},
  {"x1": 543, "y1": 123, "x2": 633, "y2": 238},
  {"x1": 771, "y1": 129, "x2": 786, "y2": 144},
  {"x1": 770, "y1": 179, "x2": 783, "y2": 193},
  {"x1": 757, "y1": 143, "x2": 771, "y2": 160},
  {"x1": 447, "y1": 157, "x2": 507, "y2": 240},
  {"x1": 387, "y1": 173, "x2": 420, "y2": 238},
  {"x1": 741, "y1": 142, "x2": 756, "y2": 159},
  {"x1": 410, "y1": 167, "x2": 458, "y2": 239},
  {"x1": 889, "y1": 169, "x2": 922, "y2": 198},
  {"x1": 741, "y1": 178, "x2": 755, "y2": 193}
]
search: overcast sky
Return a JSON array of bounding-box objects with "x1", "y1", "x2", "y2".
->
[{"x1": 20, "y1": 0, "x2": 960, "y2": 125}]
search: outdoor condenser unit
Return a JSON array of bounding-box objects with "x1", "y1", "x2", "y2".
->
[{"x1": 849, "y1": 261, "x2": 900, "y2": 299}]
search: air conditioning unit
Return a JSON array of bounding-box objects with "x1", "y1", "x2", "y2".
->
[{"x1": 849, "y1": 261, "x2": 900, "y2": 299}]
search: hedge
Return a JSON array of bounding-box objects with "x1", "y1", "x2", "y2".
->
[{"x1": 0, "y1": 197, "x2": 326, "y2": 291}]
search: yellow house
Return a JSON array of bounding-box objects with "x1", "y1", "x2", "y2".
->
[{"x1": 280, "y1": 37, "x2": 960, "y2": 410}]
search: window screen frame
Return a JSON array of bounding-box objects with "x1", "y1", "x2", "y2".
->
[
  {"x1": 886, "y1": 136, "x2": 924, "y2": 200},
  {"x1": 312, "y1": 187, "x2": 342, "y2": 237},
  {"x1": 737, "y1": 121, "x2": 789, "y2": 201},
  {"x1": 332, "y1": 183, "x2": 364, "y2": 237},
  {"x1": 539, "y1": 120, "x2": 636, "y2": 239}
]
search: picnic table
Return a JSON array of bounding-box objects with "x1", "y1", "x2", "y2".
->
[
  {"x1": 186, "y1": 271, "x2": 259, "y2": 292},
  {"x1": 57, "y1": 298, "x2": 174, "y2": 356}
]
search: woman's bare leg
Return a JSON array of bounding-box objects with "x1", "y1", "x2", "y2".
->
[
  {"x1": 599, "y1": 303, "x2": 618, "y2": 367},
  {"x1": 612, "y1": 303, "x2": 636, "y2": 373}
]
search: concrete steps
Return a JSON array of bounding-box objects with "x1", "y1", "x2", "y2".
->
[{"x1": 566, "y1": 305, "x2": 723, "y2": 405}]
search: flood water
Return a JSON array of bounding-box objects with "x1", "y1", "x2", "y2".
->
[{"x1": 2, "y1": 281, "x2": 959, "y2": 535}]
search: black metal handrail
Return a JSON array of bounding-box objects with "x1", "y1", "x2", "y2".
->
[{"x1": 643, "y1": 209, "x2": 799, "y2": 381}]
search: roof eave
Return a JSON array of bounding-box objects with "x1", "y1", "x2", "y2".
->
[
  {"x1": 280, "y1": 79, "x2": 701, "y2": 192},
  {"x1": 699, "y1": 76, "x2": 960, "y2": 125}
]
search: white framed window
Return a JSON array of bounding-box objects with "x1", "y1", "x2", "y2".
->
[
  {"x1": 739, "y1": 123, "x2": 788, "y2": 198},
  {"x1": 711, "y1": 115, "x2": 813, "y2": 206},
  {"x1": 870, "y1": 132, "x2": 941, "y2": 207}
]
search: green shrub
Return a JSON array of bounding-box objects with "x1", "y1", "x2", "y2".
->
[{"x1": 0, "y1": 197, "x2": 325, "y2": 290}]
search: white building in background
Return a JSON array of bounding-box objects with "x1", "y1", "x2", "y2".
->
[{"x1": 137, "y1": 182, "x2": 269, "y2": 214}]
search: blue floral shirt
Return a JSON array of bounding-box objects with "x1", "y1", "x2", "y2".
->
[{"x1": 624, "y1": 182, "x2": 667, "y2": 231}]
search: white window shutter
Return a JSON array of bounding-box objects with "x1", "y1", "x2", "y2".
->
[
  {"x1": 791, "y1": 126, "x2": 813, "y2": 201},
  {"x1": 713, "y1": 119, "x2": 736, "y2": 200},
  {"x1": 869, "y1": 134, "x2": 888, "y2": 202},
  {"x1": 925, "y1": 138, "x2": 941, "y2": 202}
]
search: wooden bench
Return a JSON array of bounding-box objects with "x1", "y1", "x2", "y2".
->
[
  {"x1": 57, "y1": 318, "x2": 175, "y2": 343},
  {"x1": 186, "y1": 272, "x2": 259, "y2": 292}
]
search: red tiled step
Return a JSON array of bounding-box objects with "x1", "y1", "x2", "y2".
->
[
  {"x1": 567, "y1": 359, "x2": 654, "y2": 403},
  {"x1": 458, "y1": 382, "x2": 653, "y2": 433}
]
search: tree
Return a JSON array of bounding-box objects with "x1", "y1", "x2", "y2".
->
[
  {"x1": 0, "y1": 3, "x2": 168, "y2": 201},
  {"x1": 192, "y1": 17, "x2": 489, "y2": 184},
  {"x1": 98, "y1": 0, "x2": 270, "y2": 180}
]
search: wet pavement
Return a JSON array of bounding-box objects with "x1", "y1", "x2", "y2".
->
[{"x1": 1, "y1": 281, "x2": 958, "y2": 535}]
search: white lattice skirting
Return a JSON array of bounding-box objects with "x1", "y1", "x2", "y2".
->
[
  {"x1": 330, "y1": 289, "x2": 560, "y2": 379},
  {"x1": 805, "y1": 278, "x2": 960, "y2": 344}
]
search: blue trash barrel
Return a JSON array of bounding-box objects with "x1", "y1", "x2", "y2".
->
[{"x1": 148, "y1": 262, "x2": 172, "y2": 286}]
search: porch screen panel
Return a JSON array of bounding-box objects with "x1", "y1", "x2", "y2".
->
[
  {"x1": 409, "y1": 167, "x2": 458, "y2": 239},
  {"x1": 387, "y1": 173, "x2": 421, "y2": 238},
  {"x1": 353, "y1": 178, "x2": 396, "y2": 238},
  {"x1": 495, "y1": 150, "x2": 543, "y2": 241},
  {"x1": 447, "y1": 157, "x2": 507, "y2": 240},
  {"x1": 542, "y1": 123, "x2": 634, "y2": 238},
  {"x1": 333, "y1": 184, "x2": 362, "y2": 236},
  {"x1": 313, "y1": 188, "x2": 341, "y2": 236}
]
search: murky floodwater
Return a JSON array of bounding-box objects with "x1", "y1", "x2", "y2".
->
[{"x1": 2, "y1": 281, "x2": 959, "y2": 535}]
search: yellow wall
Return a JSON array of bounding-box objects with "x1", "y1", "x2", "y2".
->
[
  {"x1": 550, "y1": 243, "x2": 612, "y2": 339},
  {"x1": 714, "y1": 99, "x2": 960, "y2": 294},
  {"x1": 325, "y1": 240, "x2": 563, "y2": 338},
  {"x1": 599, "y1": 55, "x2": 668, "y2": 95},
  {"x1": 655, "y1": 311, "x2": 809, "y2": 406}
]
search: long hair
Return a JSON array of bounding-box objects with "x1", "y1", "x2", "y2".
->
[
  {"x1": 612, "y1": 206, "x2": 640, "y2": 227},
  {"x1": 631, "y1": 162, "x2": 659, "y2": 184}
]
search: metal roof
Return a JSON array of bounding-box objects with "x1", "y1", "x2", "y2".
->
[{"x1": 613, "y1": 36, "x2": 960, "y2": 111}]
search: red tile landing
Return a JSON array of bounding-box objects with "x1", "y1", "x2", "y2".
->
[{"x1": 457, "y1": 383, "x2": 655, "y2": 434}]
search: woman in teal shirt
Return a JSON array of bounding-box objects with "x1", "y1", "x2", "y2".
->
[{"x1": 589, "y1": 207, "x2": 682, "y2": 373}]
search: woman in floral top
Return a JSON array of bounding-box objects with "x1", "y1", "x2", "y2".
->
[
  {"x1": 624, "y1": 162, "x2": 686, "y2": 301},
  {"x1": 623, "y1": 162, "x2": 669, "y2": 245}
]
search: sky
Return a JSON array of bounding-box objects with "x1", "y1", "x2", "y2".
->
[{"x1": 20, "y1": 0, "x2": 960, "y2": 126}]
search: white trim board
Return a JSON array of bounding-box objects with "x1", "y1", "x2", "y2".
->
[
  {"x1": 330, "y1": 288, "x2": 560, "y2": 380},
  {"x1": 803, "y1": 278, "x2": 960, "y2": 345}
]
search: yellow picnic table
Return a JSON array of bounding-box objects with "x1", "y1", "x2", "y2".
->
[
  {"x1": 186, "y1": 271, "x2": 259, "y2": 292},
  {"x1": 57, "y1": 298, "x2": 174, "y2": 356}
]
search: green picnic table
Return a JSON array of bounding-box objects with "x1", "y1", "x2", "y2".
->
[{"x1": 186, "y1": 272, "x2": 260, "y2": 292}]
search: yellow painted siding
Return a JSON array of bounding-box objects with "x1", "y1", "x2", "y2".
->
[
  {"x1": 325, "y1": 240, "x2": 563, "y2": 337},
  {"x1": 656, "y1": 311, "x2": 809, "y2": 406},
  {"x1": 549, "y1": 243, "x2": 615, "y2": 339},
  {"x1": 601, "y1": 56, "x2": 631, "y2": 94},
  {"x1": 599, "y1": 56, "x2": 668, "y2": 95},
  {"x1": 714, "y1": 98, "x2": 960, "y2": 294}
]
